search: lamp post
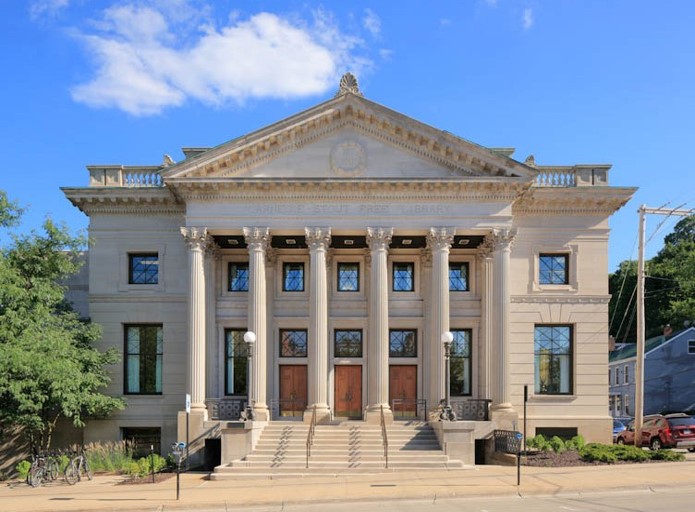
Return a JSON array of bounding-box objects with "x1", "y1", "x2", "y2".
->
[
  {"x1": 441, "y1": 331, "x2": 453, "y2": 412},
  {"x1": 244, "y1": 331, "x2": 256, "y2": 420}
]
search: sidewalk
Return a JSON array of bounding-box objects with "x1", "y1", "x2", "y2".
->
[{"x1": 3, "y1": 460, "x2": 694, "y2": 512}]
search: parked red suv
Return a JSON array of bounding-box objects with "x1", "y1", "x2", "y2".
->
[{"x1": 616, "y1": 413, "x2": 695, "y2": 450}]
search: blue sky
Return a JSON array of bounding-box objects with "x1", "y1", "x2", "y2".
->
[{"x1": 1, "y1": 0, "x2": 693, "y2": 270}]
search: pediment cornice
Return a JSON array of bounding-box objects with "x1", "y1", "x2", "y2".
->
[
  {"x1": 62, "y1": 187, "x2": 184, "y2": 215},
  {"x1": 162, "y1": 94, "x2": 535, "y2": 182}
]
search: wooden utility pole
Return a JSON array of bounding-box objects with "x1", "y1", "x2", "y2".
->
[{"x1": 634, "y1": 205, "x2": 693, "y2": 446}]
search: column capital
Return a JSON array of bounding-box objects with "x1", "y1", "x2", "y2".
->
[
  {"x1": 181, "y1": 227, "x2": 208, "y2": 251},
  {"x1": 305, "y1": 227, "x2": 332, "y2": 251},
  {"x1": 366, "y1": 227, "x2": 393, "y2": 251},
  {"x1": 484, "y1": 228, "x2": 517, "y2": 253},
  {"x1": 426, "y1": 227, "x2": 456, "y2": 252},
  {"x1": 243, "y1": 227, "x2": 270, "y2": 249}
]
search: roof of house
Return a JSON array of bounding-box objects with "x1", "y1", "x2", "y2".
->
[{"x1": 609, "y1": 326, "x2": 695, "y2": 363}]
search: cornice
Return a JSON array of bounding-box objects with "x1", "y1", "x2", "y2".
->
[
  {"x1": 62, "y1": 187, "x2": 184, "y2": 215},
  {"x1": 89, "y1": 294, "x2": 187, "y2": 303},
  {"x1": 511, "y1": 295, "x2": 611, "y2": 304},
  {"x1": 514, "y1": 186, "x2": 636, "y2": 216},
  {"x1": 161, "y1": 95, "x2": 535, "y2": 182}
]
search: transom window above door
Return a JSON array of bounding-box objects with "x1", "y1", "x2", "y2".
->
[
  {"x1": 283, "y1": 262, "x2": 305, "y2": 292},
  {"x1": 334, "y1": 330, "x2": 363, "y2": 357},
  {"x1": 280, "y1": 329, "x2": 308, "y2": 357},
  {"x1": 389, "y1": 329, "x2": 417, "y2": 357},
  {"x1": 392, "y1": 262, "x2": 414, "y2": 292},
  {"x1": 337, "y1": 262, "x2": 359, "y2": 292}
]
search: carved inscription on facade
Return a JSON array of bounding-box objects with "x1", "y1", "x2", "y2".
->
[{"x1": 249, "y1": 203, "x2": 450, "y2": 217}]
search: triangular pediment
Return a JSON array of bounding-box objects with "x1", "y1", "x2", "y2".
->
[{"x1": 162, "y1": 92, "x2": 536, "y2": 182}]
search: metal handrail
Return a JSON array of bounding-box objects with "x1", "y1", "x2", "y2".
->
[
  {"x1": 306, "y1": 405, "x2": 317, "y2": 468},
  {"x1": 380, "y1": 405, "x2": 388, "y2": 469}
]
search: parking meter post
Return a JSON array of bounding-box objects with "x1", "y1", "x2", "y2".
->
[
  {"x1": 515, "y1": 431, "x2": 523, "y2": 486},
  {"x1": 176, "y1": 462, "x2": 180, "y2": 500},
  {"x1": 185, "y1": 412, "x2": 190, "y2": 471}
]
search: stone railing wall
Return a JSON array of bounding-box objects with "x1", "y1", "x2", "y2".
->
[
  {"x1": 534, "y1": 166, "x2": 610, "y2": 187},
  {"x1": 87, "y1": 166, "x2": 163, "y2": 187}
]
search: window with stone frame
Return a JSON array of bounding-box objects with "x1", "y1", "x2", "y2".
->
[
  {"x1": 125, "y1": 324, "x2": 163, "y2": 394},
  {"x1": 449, "y1": 262, "x2": 470, "y2": 292},
  {"x1": 539, "y1": 254, "x2": 569, "y2": 285},
  {"x1": 337, "y1": 262, "x2": 360, "y2": 292},
  {"x1": 228, "y1": 262, "x2": 249, "y2": 292},
  {"x1": 283, "y1": 262, "x2": 305, "y2": 292},
  {"x1": 225, "y1": 329, "x2": 248, "y2": 395},
  {"x1": 389, "y1": 329, "x2": 417, "y2": 357},
  {"x1": 334, "y1": 329, "x2": 363, "y2": 357},
  {"x1": 450, "y1": 329, "x2": 472, "y2": 396},
  {"x1": 129, "y1": 253, "x2": 159, "y2": 284},
  {"x1": 534, "y1": 325, "x2": 572, "y2": 395},
  {"x1": 392, "y1": 262, "x2": 414, "y2": 292},
  {"x1": 280, "y1": 329, "x2": 308, "y2": 357}
]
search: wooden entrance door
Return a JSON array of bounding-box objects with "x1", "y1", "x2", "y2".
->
[
  {"x1": 389, "y1": 365, "x2": 417, "y2": 418},
  {"x1": 334, "y1": 365, "x2": 362, "y2": 419},
  {"x1": 279, "y1": 365, "x2": 307, "y2": 418}
]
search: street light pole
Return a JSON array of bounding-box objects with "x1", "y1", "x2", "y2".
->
[
  {"x1": 441, "y1": 331, "x2": 453, "y2": 413},
  {"x1": 244, "y1": 331, "x2": 256, "y2": 420}
]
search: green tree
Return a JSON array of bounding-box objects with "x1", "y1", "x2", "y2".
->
[
  {"x1": 0, "y1": 192, "x2": 124, "y2": 451},
  {"x1": 609, "y1": 215, "x2": 695, "y2": 341}
]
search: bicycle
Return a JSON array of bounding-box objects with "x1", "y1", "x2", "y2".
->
[
  {"x1": 27, "y1": 453, "x2": 46, "y2": 488},
  {"x1": 64, "y1": 449, "x2": 92, "y2": 485},
  {"x1": 438, "y1": 400, "x2": 457, "y2": 422},
  {"x1": 45, "y1": 451, "x2": 61, "y2": 481}
]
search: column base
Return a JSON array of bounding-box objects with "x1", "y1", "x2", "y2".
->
[
  {"x1": 303, "y1": 404, "x2": 332, "y2": 424},
  {"x1": 251, "y1": 403, "x2": 270, "y2": 422},
  {"x1": 364, "y1": 404, "x2": 393, "y2": 425}
]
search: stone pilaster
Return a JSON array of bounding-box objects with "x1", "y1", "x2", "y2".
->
[
  {"x1": 477, "y1": 245, "x2": 494, "y2": 403},
  {"x1": 486, "y1": 228, "x2": 517, "y2": 417},
  {"x1": 305, "y1": 227, "x2": 332, "y2": 423},
  {"x1": 180, "y1": 227, "x2": 208, "y2": 412},
  {"x1": 243, "y1": 227, "x2": 270, "y2": 421},
  {"x1": 426, "y1": 227, "x2": 455, "y2": 409},
  {"x1": 205, "y1": 239, "x2": 220, "y2": 403},
  {"x1": 366, "y1": 227, "x2": 393, "y2": 423}
]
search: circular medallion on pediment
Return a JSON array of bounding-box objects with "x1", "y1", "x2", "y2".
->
[{"x1": 330, "y1": 140, "x2": 366, "y2": 177}]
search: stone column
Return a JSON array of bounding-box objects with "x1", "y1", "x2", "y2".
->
[
  {"x1": 488, "y1": 228, "x2": 517, "y2": 415},
  {"x1": 205, "y1": 241, "x2": 220, "y2": 406},
  {"x1": 243, "y1": 227, "x2": 270, "y2": 421},
  {"x1": 426, "y1": 227, "x2": 455, "y2": 409},
  {"x1": 180, "y1": 227, "x2": 208, "y2": 412},
  {"x1": 366, "y1": 227, "x2": 393, "y2": 423},
  {"x1": 478, "y1": 246, "x2": 494, "y2": 402},
  {"x1": 305, "y1": 227, "x2": 332, "y2": 423}
]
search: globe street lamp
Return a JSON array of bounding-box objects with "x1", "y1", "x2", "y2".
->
[
  {"x1": 243, "y1": 331, "x2": 256, "y2": 420},
  {"x1": 441, "y1": 331, "x2": 454, "y2": 418}
]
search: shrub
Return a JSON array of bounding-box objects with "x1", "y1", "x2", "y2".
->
[
  {"x1": 579, "y1": 443, "x2": 618, "y2": 463},
  {"x1": 527, "y1": 434, "x2": 552, "y2": 452},
  {"x1": 650, "y1": 450, "x2": 685, "y2": 462},
  {"x1": 565, "y1": 435, "x2": 585, "y2": 451},
  {"x1": 85, "y1": 441, "x2": 132, "y2": 474},
  {"x1": 124, "y1": 455, "x2": 168, "y2": 478},
  {"x1": 612, "y1": 444, "x2": 650, "y2": 462},
  {"x1": 15, "y1": 460, "x2": 31, "y2": 480},
  {"x1": 549, "y1": 436, "x2": 567, "y2": 453}
]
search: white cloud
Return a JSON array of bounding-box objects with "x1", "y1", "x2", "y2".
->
[
  {"x1": 483, "y1": 0, "x2": 498, "y2": 6},
  {"x1": 439, "y1": 18, "x2": 451, "y2": 27},
  {"x1": 362, "y1": 8, "x2": 381, "y2": 37},
  {"x1": 522, "y1": 8, "x2": 534, "y2": 30},
  {"x1": 379, "y1": 48, "x2": 393, "y2": 60},
  {"x1": 71, "y1": 4, "x2": 370, "y2": 116},
  {"x1": 30, "y1": 0, "x2": 70, "y2": 20}
]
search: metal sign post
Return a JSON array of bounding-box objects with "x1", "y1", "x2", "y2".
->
[
  {"x1": 516, "y1": 431, "x2": 523, "y2": 486},
  {"x1": 523, "y1": 385, "x2": 528, "y2": 455},
  {"x1": 185, "y1": 394, "x2": 191, "y2": 470}
]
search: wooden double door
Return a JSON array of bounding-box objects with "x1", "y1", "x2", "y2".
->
[
  {"x1": 334, "y1": 365, "x2": 362, "y2": 419},
  {"x1": 279, "y1": 365, "x2": 307, "y2": 418},
  {"x1": 389, "y1": 365, "x2": 418, "y2": 417}
]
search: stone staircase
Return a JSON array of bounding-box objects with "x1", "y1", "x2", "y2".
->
[{"x1": 211, "y1": 421, "x2": 465, "y2": 477}]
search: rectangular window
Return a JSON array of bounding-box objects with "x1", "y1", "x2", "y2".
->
[
  {"x1": 393, "y1": 262, "x2": 414, "y2": 291},
  {"x1": 122, "y1": 427, "x2": 161, "y2": 458},
  {"x1": 624, "y1": 365, "x2": 629, "y2": 384},
  {"x1": 615, "y1": 368, "x2": 620, "y2": 385},
  {"x1": 449, "y1": 262, "x2": 470, "y2": 292},
  {"x1": 225, "y1": 329, "x2": 248, "y2": 395},
  {"x1": 129, "y1": 253, "x2": 159, "y2": 284},
  {"x1": 624, "y1": 395, "x2": 630, "y2": 416},
  {"x1": 389, "y1": 329, "x2": 417, "y2": 357},
  {"x1": 608, "y1": 368, "x2": 612, "y2": 385},
  {"x1": 450, "y1": 329, "x2": 472, "y2": 396},
  {"x1": 228, "y1": 262, "x2": 249, "y2": 292},
  {"x1": 539, "y1": 254, "x2": 569, "y2": 285},
  {"x1": 334, "y1": 330, "x2": 363, "y2": 357},
  {"x1": 283, "y1": 262, "x2": 305, "y2": 292},
  {"x1": 337, "y1": 262, "x2": 360, "y2": 292},
  {"x1": 534, "y1": 325, "x2": 572, "y2": 395},
  {"x1": 616, "y1": 394, "x2": 622, "y2": 415},
  {"x1": 280, "y1": 329, "x2": 308, "y2": 357},
  {"x1": 689, "y1": 340, "x2": 695, "y2": 354},
  {"x1": 125, "y1": 324, "x2": 163, "y2": 394}
]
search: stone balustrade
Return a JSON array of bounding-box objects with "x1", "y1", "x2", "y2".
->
[
  {"x1": 87, "y1": 165, "x2": 163, "y2": 187},
  {"x1": 534, "y1": 165, "x2": 610, "y2": 187}
]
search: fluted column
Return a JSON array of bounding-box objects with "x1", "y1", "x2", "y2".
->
[
  {"x1": 426, "y1": 227, "x2": 455, "y2": 408},
  {"x1": 366, "y1": 227, "x2": 393, "y2": 422},
  {"x1": 243, "y1": 227, "x2": 270, "y2": 421},
  {"x1": 305, "y1": 227, "x2": 331, "y2": 422},
  {"x1": 180, "y1": 227, "x2": 208, "y2": 412},
  {"x1": 205, "y1": 241, "x2": 219, "y2": 401},
  {"x1": 478, "y1": 247, "x2": 494, "y2": 402},
  {"x1": 488, "y1": 228, "x2": 516, "y2": 410}
]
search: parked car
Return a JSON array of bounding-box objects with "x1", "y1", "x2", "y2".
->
[
  {"x1": 612, "y1": 419, "x2": 627, "y2": 441},
  {"x1": 615, "y1": 413, "x2": 695, "y2": 450}
]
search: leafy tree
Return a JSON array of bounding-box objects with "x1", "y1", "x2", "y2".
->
[
  {"x1": 0, "y1": 192, "x2": 124, "y2": 451},
  {"x1": 609, "y1": 215, "x2": 695, "y2": 341}
]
